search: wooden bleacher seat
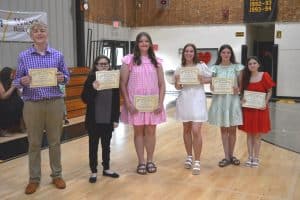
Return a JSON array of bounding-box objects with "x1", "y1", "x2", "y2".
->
[
  {"x1": 0, "y1": 67, "x2": 90, "y2": 161},
  {"x1": 65, "y1": 67, "x2": 90, "y2": 118},
  {"x1": 65, "y1": 67, "x2": 124, "y2": 119}
]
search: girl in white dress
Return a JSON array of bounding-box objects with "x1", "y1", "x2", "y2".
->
[{"x1": 174, "y1": 43, "x2": 212, "y2": 175}]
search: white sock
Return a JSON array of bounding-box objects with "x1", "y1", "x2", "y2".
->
[
  {"x1": 91, "y1": 173, "x2": 97, "y2": 178},
  {"x1": 104, "y1": 169, "x2": 114, "y2": 174}
]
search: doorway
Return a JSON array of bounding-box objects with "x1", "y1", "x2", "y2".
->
[
  {"x1": 254, "y1": 41, "x2": 274, "y2": 76},
  {"x1": 245, "y1": 23, "x2": 277, "y2": 97},
  {"x1": 87, "y1": 40, "x2": 130, "y2": 69}
]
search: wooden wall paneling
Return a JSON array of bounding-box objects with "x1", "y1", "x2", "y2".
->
[
  {"x1": 133, "y1": 0, "x2": 246, "y2": 26},
  {"x1": 125, "y1": 0, "x2": 136, "y2": 27},
  {"x1": 85, "y1": 0, "x2": 136, "y2": 27},
  {"x1": 155, "y1": 9, "x2": 171, "y2": 26}
]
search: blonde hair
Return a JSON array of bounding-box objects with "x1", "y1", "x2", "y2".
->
[{"x1": 29, "y1": 21, "x2": 48, "y2": 34}]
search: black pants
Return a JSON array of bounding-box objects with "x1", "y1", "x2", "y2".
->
[{"x1": 89, "y1": 124, "x2": 113, "y2": 173}]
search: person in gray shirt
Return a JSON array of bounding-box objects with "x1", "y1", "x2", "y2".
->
[{"x1": 81, "y1": 55, "x2": 120, "y2": 183}]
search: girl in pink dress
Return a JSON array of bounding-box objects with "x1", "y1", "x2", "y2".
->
[{"x1": 120, "y1": 32, "x2": 166, "y2": 175}]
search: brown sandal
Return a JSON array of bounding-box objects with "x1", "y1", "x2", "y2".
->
[
  {"x1": 136, "y1": 164, "x2": 147, "y2": 175},
  {"x1": 218, "y1": 159, "x2": 231, "y2": 167},
  {"x1": 230, "y1": 156, "x2": 240, "y2": 166},
  {"x1": 146, "y1": 162, "x2": 157, "y2": 173}
]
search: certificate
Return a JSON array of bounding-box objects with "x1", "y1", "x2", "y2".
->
[
  {"x1": 29, "y1": 68, "x2": 57, "y2": 88},
  {"x1": 134, "y1": 95, "x2": 159, "y2": 112},
  {"x1": 242, "y1": 90, "x2": 266, "y2": 109},
  {"x1": 96, "y1": 70, "x2": 120, "y2": 90},
  {"x1": 212, "y1": 77, "x2": 233, "y2": 94},
  {"x1": 178, "y1": 67, "x2": 200, "y2": 84}
]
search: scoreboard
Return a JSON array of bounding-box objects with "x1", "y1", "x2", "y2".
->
[{"x1": 244, "y1": 0, "x2": 277, "y2": 22}]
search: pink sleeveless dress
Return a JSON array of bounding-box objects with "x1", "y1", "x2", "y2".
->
[{"x1": 120, "y1": 54, "x2": 166, "y2": 125}]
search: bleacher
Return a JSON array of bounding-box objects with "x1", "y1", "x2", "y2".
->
[{"x1": 0, "y1": 67, "x2": 90, "y2": 162}]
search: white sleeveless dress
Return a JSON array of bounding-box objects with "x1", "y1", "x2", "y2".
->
[{"x1": 175, "y1": 63, "x2": 212, "y2": 122}]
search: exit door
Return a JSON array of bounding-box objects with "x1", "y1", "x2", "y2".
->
[
  {"x1": 241, "y1": 43, "x2": 278, "y2": 97},
  {"x1": 87, "y1": 40, "x2": 130, "y2": 69},
  {"x1": 254, "y1": 41, "x2": 274, "y2": 77},
  {"x1": 101, "y1": 40, "x2": 129, "y2": 69}
]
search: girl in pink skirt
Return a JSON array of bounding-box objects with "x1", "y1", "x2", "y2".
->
[{"x1": 120, "y1": 32, "x2": 166, "y2": 175}]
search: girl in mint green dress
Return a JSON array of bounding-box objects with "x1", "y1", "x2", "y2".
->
[{"x1": 208, "y1": 44, "x2": 244, "y2": 167}]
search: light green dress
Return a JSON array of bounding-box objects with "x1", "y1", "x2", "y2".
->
[{"x1": 208, "y1": 63, "x2": 244, "y2": 127}]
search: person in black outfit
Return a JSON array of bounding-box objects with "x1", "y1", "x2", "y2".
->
[
  {"x1": 0, "y1": 67, "x2": 24, "y2": 136},
  {"x1": 81, "y1": 55, "x2": 120, "y2": 183}
]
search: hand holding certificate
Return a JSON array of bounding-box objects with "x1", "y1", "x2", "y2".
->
[
  {"x1": 242, "y1": 90, "x2": 266, "y2": 109},
  {"x1": 95, "y1": 70, "x2": 120, "y2": 90},
  {"x1": 134, "y1": 95, "x2": 159, "y2": 112},
  {"x1": 178, "y1": 67, "x2": 200, "y2": 85},
  {"x1": 29, "y1": 68, "x2": 57, "y2": 88},
  {"x1": 212, "y1": 77, "x2": 234, "y2": 94}
]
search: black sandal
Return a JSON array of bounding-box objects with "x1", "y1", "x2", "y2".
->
[
  {"x1": 230, "y1": 156, "x2": 240, "y2": 166},
  {"x1": 218, "y1": 159, "x2": 231, "y2": 167},
  {"x1": 136, "y1": 164, "x2": 147, "y2": 175},
  {"x1": 146, "y1": 162, "x2": 157, "y2": 173}
]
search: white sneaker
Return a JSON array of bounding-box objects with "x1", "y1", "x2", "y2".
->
[
  {"x1": 184, "y1": 156, "x2": 193, "y2": 169},
  {"x1": 245, "y1": 157, "x2": 252, "y2": 167},
  {"x1": 252, "y1": 158, "x2": 259, "y2": 167},
  {"x1": 192, "y1": 160, "x2": 201, "y2": 175}
]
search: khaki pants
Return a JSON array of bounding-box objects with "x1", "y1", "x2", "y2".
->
[{"x1": 23, "y1": 98, "x2": 64, "y2": 183}]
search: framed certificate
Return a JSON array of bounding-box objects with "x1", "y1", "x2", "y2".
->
[
  {"x1": 242, "y1": 90, "x2": 266, "y2": 109},
  {"x1": 178, "y1": 67, "x2": 200, "y2": 84},
  {"x1": 134, "y1": 95, "x2": 159, "y2": 112},
  {"x1": 212, "y1": 77, "x2": 234, "y2": 94},
  {"x1": 29, "y1": 68, "x2": 57, "y2": 88},
  {"x1": 96, "y1": 70, "x2": 120, "y2": 90}
]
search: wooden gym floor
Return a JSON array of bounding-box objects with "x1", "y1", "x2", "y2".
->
[{"x1": 0, "y1": 98, "x2": 299, "y2": 200}]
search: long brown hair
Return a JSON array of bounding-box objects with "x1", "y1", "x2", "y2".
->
[
  {"x1": 241, "y1": 56, "x2": 261, "y2": 95},
  {"x1": 215, "y1": 44, "x2": 237, "y2": 65},
  {"x1": 181, "y1": 43, "x2": 199, "y2": 66},
  {"x1": 133, "y1": 32, "x2": 158, "y2": 68}
]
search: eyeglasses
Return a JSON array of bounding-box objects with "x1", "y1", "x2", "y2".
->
[{"x1": 96, "y1": 62, "x2": 109, "y2": 66}]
